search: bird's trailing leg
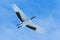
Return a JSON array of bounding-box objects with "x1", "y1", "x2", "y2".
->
[
  {"x1": 16, "y1": 24, "x2": 20, "y2": 26},
  {"x1": 16, "y1": 24, "x2": 22, "y2": 28}
]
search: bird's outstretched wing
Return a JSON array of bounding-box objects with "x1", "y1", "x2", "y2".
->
[
  {"x1": 26, "y1": 22, "x2": 44, "y2": 33},
  {"x1": 12, "y1": 4, "x2": 28, "y2": 22}
]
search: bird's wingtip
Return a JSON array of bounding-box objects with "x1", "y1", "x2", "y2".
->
[
  {"x1": 12, "y1": 4, "x2": 19, "y2": 12},
  {"x1": 36, "y1": 27, "x2": 45, "y2": 33}
]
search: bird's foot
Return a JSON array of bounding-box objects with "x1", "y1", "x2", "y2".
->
[
  {"x1": 16, "y1": 24, "x2": 20, "y2": 26},
  {"x1": 17, "y1": 26, "x2": 20, "y2": 28}
]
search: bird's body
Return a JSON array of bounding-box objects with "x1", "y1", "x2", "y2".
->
[{"x1": 21, "y1": 20, "x2": 31, "y2": 27}]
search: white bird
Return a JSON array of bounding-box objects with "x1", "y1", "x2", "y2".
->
[{"x1": 12, "y1": 4, "x2": 44, "y2": 33}]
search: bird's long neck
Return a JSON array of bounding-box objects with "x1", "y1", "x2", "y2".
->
[{"x1": 30, "y1": 16, "x2": 35, "y2": 20}]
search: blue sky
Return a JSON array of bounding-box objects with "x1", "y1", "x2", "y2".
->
[{"x1": 0, "y1": 0, "x2": 60, "y2": 40}]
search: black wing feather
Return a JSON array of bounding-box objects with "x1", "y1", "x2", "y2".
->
[
  {"x1": 26, "y1": 25, "x2": 36, "y2": 30},
  {"x1": 16, "y1": 12, "x2": 24, "y2": 22}
]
